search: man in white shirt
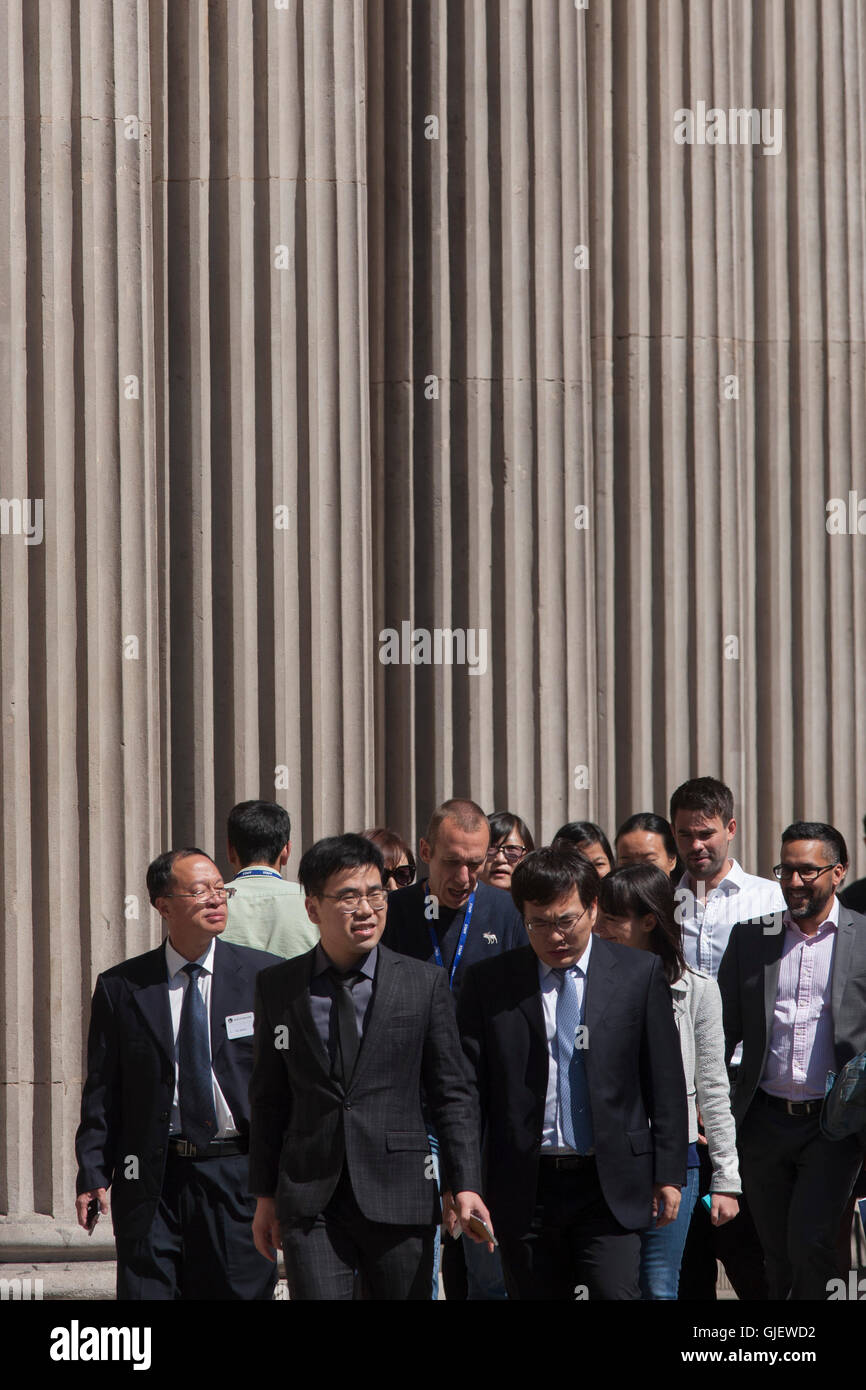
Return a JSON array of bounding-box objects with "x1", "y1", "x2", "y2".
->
[
  {"x1": 221, "y1": 800, "x2": 319, "y2": 960},
  {"x1": 670, "y1": 776, "x2": 784, "y2": 1302}
]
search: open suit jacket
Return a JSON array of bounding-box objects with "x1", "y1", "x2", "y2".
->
[
  {"x1": 248, "y1": 943, "x2": 482, "y2": 1227},
  {"x1": 75, "y1": 937, "x2": 280, "y2": 1239},
  {"x1": 456, "y1": 939, "x2": 688, "y2": 1238},
  {"x1": 717, "y1": 905, "x2": 866, "y2": 1129},
  {"x1": 383, "y1": 878, "x2": 528, "y2": 994}
]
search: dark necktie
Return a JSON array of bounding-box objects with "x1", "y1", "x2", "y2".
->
[
  {"x1": 178, "y1": 962, "x2": 218, "y2": 1146},
  {"x1": 330, "y1": 968, "x2": 361, "y2": 1086}
]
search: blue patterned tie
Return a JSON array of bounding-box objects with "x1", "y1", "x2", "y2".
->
[
  {"x1": 178, "y1": 963, "x2": 218, "y2": 1147},
  {"x1": 555, "y1": 967, "x2": 593, "y2": 1153}
]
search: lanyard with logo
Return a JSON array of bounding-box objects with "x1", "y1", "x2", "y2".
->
[
  {"x1": 428, "y1": 890, "x2": 476, "y2": 991},
  {"x1": 234, "y1": 867, "x2": 283, "y2": 879}
]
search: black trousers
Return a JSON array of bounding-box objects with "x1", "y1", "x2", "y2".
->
[
  {"x1": 115, "y1": 1151, "x2": 277, "y2": 1300},
  {"x1": 280, "y1": 1166, "x2": 434, "y2": 1300},
  {"x1": 678, "y1": 1141, "x2": 768, "y2": 1300},
  {"x1": 739, "y1": 1095, "x2": 863, "y2": 1300},
  {"x1": 498, "y1": 1159, "x2": 641, "y2": 1300}
]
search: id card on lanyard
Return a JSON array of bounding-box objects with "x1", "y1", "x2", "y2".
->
[{"x1": 427, "y1": 890, "x2": 476, "y2": 991}]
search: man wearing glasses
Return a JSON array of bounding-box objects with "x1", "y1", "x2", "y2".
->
[
  {"x1": 248, "y1": 833, "x2": 492, "y2": 1299},
  {"x1": 718, "y1": 822, "x2": 866, "y2": 1299},
  {"x1": 75, "y1": 849, "x2": 281, "y2": 1298},
  {"x1": 457, "y1": 844, "x2": 688, "y2": 1299}
]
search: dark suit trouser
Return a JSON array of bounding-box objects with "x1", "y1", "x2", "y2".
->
[
  {"x1": 280, "y1": 1166, "x2": 434, "y2": 1300},
  {"x1": 739, "y1": 1099, "x2": 863, "y2": 1300},
  {"x1": 115, "y1": 1152, "x2": 277, "y2": 1300},
  {"x1": 498, "y1": 1160, "x2": 641, "y2": 1301},
  {"x1": 678, "y1": 1141, "x2": 768, "y2": 1300}
]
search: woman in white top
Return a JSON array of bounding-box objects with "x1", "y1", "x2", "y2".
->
[{"x1": 596, "y1": 864, "x2": 741, "y2": 1300}]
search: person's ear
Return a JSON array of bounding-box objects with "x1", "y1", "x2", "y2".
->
[
  {"x1": 279, "y1": 842, "x2": 290, "y2": 869},
  {"x1": 419, "y1": 837, "x2": 432, "y2": 866},
  {"x1": 226, "y1": 842, "x2": 241, "y2": 871},
  {"x1": 640, "y1": 913, "x2": 657, "y2": 938},
  {"x1": 305, "y1": 896, "x2": 321, "y2": 927}
]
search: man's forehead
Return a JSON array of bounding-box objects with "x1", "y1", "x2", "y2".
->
[
  {"x1": 321, "y1": 865, "x2": 382, "y2": 893},
  {"x1": 673, "y1": 812, "x2": 724, "y2": 832},
  {"x1": 173, "y1": 856, "x2": 220, "y2": 884},
  {"x1": 434, "y1": 818, "x2": 489, "y2": 854},
  {"x1": 525, "y1": 889, "x2": 582, "y2": 916},
  {"x1": 782, "y1": 839, "x2": 834, "y2": 864}
]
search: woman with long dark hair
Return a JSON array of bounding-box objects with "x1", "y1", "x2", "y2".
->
[
  {"x1": 614, "y1": 811, "x2": 683, "y2": 883},
  {"x1": 553, "y1": 821, "x2": 614, "y2": 877},
  {"x1": 596, "y1": 864, "x2": 740, "y2": 1300},
  {"x1": 479, "y1": 811, "x2": 534, "y2": 891}
]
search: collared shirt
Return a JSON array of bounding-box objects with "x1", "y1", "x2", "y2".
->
[
  {"x1": 676, "y1": 859, "x2": 786, "y2": 978},
  {"x1": 308, "y1": 944, "x2": 377, "y2": 1065},
  {"x1": 165, "y1": 938, "x2": 238, "y2": 1138},
  {"x1": 760, "y1": 900, "x2": 839, "y2": 1101},
  {"x1": 538, "y1": 933, "x2": 593, "y2": 1154},
  {"x1": 221, "y1": 870, "x2": 320, "y2": 960}
]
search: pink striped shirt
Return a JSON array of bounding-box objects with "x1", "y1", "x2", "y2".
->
[{"x1": 760, "y1": 899, "x2": 839, "y2": 1101}]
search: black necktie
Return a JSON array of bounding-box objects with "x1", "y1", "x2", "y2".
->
[
  {"x1": 330, "y1": 969, "x2": 361, "y2": 1086},
  {"x1": 178, "y1": 962, "x2": 218, "y2": 1146}
]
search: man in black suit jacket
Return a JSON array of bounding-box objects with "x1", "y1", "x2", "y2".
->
[
  {"x1": 75, "y1": 849, "x2": 280, "y2": 1299},
  {"x1": 457, "y1": 844, "x2": 688, "y2": 1300},
  {"x1": 718, "y1": 821, "x2": 866, "y2": 1299},
  {"x1": 839, "y1": 813, "x2": 866, "y2": 914},
  {"x1": 249, "y1": 834, "x2": 493, "y2": 1300}
]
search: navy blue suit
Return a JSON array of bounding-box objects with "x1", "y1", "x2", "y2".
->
[{"x1": 383, "y1": 877, "x2": 528, "y2": 994}]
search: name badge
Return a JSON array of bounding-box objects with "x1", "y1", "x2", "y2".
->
[{"x1": 225, "y1": 1011, "x2": 254, "y2": 1039}]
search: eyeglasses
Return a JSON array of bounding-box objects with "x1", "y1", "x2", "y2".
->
[
  {"x1": 164, "y1": 886, "x2": 236, "y2": 903},
  {"x1": 486, "y1": 845, "x2": 527, "y2": 865},
  {"x1": 387, "y1": 865, "x2": 415, "y2": 888},
  {"x1": 525, "y1": 906, "x2": 590, "y2": 936},
  {"x1": 773, "y1": 863, "x2": 837, "y2": 884},
  {"x1": 320, "y1": 889, "x2": 389, "y2": 913}
]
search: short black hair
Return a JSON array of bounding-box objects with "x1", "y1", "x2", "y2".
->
[
  {"x1": 511, "y1": 844, "x2": 601, "y2": 916},
  {"x1": 298, "y1": 834, "x2": 385, "y2": 899},
  {"x1": 146, "y1": 848, "x2": 214, "y2": 906},
  {"x1": 669, "y1": 777, "x2": 734, "y2": 827},
  {"x1": 552, "y1": 821, "x2": 613, "y2": 870},
  {"x1": 487, "y1": 811, "x2": 535, "y2": 853},
  {"x1": 781, "y1": 822, "x2": 848, "y2": 868},
  {"x1": 227, "y1": 800, "x2": 291, "y2": 866}
]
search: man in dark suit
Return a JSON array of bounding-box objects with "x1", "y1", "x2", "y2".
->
[
  {"x1": 718, "y1": 821, "x2": 866, "y2": 1299},
  {"x1": 457, "y1": 844, "x2": 688, "y2": 1300},
  {"x1": 75, "y1": 849, "x2": 280, "y2": 1299},
  {"x1": 384, "y1": 797, "x2": 526, "y2": 1298},
  {"x1": 248, "y1": 833, "x2": 492, "y2": 1300}
]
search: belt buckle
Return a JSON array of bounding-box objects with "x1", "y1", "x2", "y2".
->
[{"x1": 175, "y1": 1138, "x2": 195, "y2": 1157}]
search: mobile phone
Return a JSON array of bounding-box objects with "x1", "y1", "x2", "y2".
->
[{"x1": 85, "y1": 1197, "x2": 100, "y2": 1234}]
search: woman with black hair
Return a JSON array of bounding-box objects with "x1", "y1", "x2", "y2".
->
[
  {"x1": 479, "y1": 811, "x2": 534, "y2": 892},
  {"x1": 615, "y1": 811, "x2": 684, "y2": 883},
  {"x1": 596, "y1": 864, "x2": 740, "y2": 1300},
  {"x1": 553, "y1": 820, "x2": 614, "y2": 877}
]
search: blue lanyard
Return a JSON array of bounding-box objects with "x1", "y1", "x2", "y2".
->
[
  {"x1": 427, "y1": 890, "x2": 476, "y2": 991},
  {"x1": 235, "y1": 867, "x2": 283, "y2": 879}
]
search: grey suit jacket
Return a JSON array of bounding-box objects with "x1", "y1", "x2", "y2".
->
[
  {"x1": 248, "y1": 943, "x2": 482, "y2": 1226},
  {"x1": 718, "y1": 904, "x2": 866, "y2": 1129}
]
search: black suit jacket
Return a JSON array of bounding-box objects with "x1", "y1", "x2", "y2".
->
[
  {"x1": 840, "y1": 877, "x2": 866, "y2": 916},
  {"x1": 718, "y1": 906, "x2": 866, "y2": 1128},
  {"x1": 383, "y1": 877, "x2": 528, "y2": 994},
  {"x1": 75, "y1": 937, "x2": 280, "y2": 1239},
  {"x1": 248, "y1": 943, "x2": 482, "y2": 1226},
  {"x1": 457, "y1": 940, "x2": 688, "y2": 1237}
]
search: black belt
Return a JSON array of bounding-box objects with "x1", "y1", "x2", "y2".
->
[
  {"x1": 168, "y1": 1136, "x2": 248, "y2": 1159},
  {"x1": 757, "y1": 1090, "x2": 823, "y2": 1117},
  {"x1": 539, "y1": 1153, "x2": 596, "y2": 1170}
]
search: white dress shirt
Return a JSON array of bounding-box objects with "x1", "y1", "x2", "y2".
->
[
  {"x1": 165, "y1": 938, "x2": 239, "y2": 1138},
  {"x1": 538, "y1": 932, "x2": 593, "y2": 1154},
  {"x1": 676, "y1": 858, "x2": 786, "y2": 978}
]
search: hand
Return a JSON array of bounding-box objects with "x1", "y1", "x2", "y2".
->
[
  {"x1": 696, "y1": 1109, "x2": 708, "y2": 1145},
  {"x1": 454, "y1": 1191, "x2": 496, "y2": 1252},
  {"x1": 710, "y1": 1193, "x2": 739, "y2": 1226},
  {"x1": 441, "y1": 1189, "x2": 460, "y2": 1239},
  {"x1": 75, "y1": 1189, "x2": 108, "y2": 1230},
  {"x1": 652, "y1": 1183, "x2": 681, "y2": 1228},
  {"x1": 252, "y1": 1196, "x2": 282, "y2": 1263}
]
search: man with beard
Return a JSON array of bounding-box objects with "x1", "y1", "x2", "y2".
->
[
  {"x1": 670, "y1": 776, "x2": 784, "y2": 1300},
  {"x1": 718, "y1": 822, "x2": 866, "y2": 1300}
]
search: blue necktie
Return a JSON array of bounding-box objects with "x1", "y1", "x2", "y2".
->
[
  {"x1": 555, "y1": 967, "x2": 593, "y2": 1154},
  {"x1": 178, "y1": 962, "x2": 218, "y2": 1147}
]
